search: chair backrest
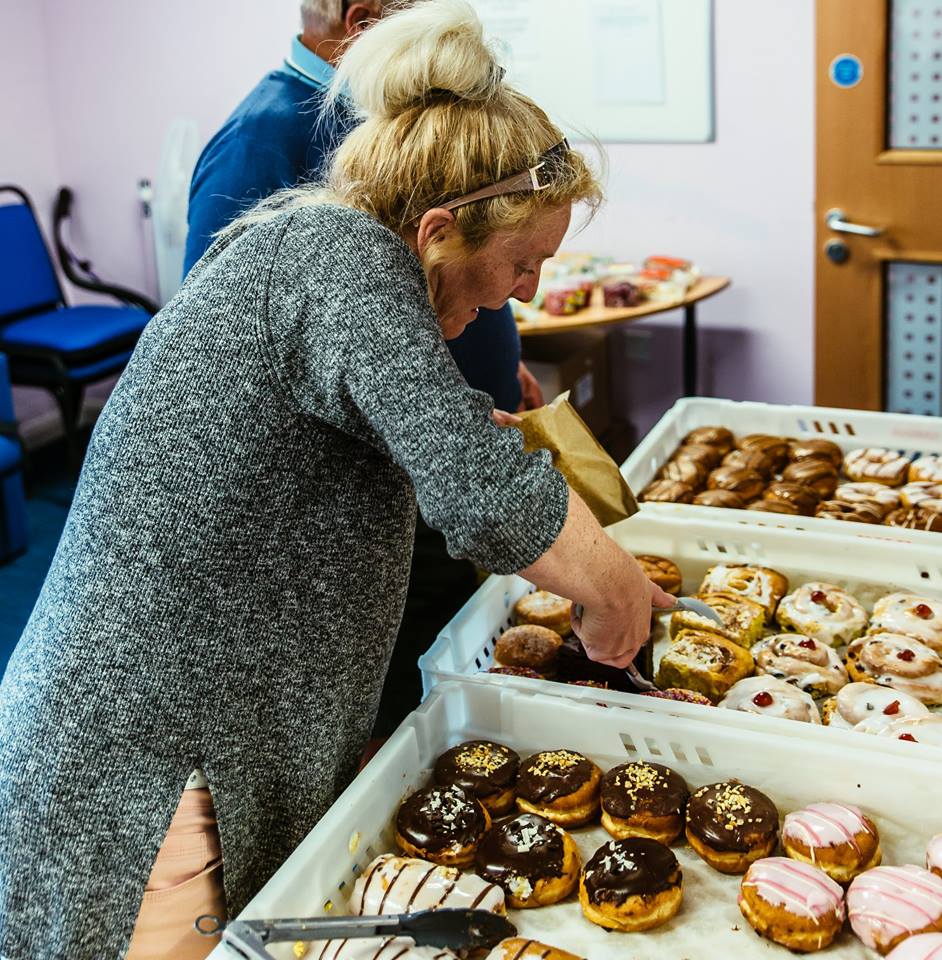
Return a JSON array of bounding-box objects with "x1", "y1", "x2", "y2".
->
[
  {"x1": 0, "y1": 353, "x2": 14, "y2": 423},
  {"x1": 0, "y1": 185, "x2": 62, "y2": 323}
]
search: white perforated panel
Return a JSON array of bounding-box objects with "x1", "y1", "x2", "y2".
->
[
  {"x1": 885, "y1": 262, "x2": 942, "y2": 414},
  {"x1": 889, "y1": 0, "x2": 942, "y2": 148}
]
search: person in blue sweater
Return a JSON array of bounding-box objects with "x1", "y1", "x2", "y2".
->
[{"x1": 185, "y1": 0, "x2": 543, "y2": 739}]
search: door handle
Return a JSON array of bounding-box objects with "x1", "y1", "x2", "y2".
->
[{"x1": 825, "y1": 208, "x2": 884, "y2": 237}]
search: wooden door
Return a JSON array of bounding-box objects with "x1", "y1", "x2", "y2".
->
[{"x1": 816, "y1": 0, "x2": 942, "y2": 411}]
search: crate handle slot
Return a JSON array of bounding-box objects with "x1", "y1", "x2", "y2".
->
[
  {"x1": 670, "y1": 742, "x2": 688, "y2": 763},
  {"x1": 619, "y1": 733, "x2": 639, "y2": 755},
  {"x1": 695, "y1": 746, "x2": 714, "y2": 766},
  {"x1": 644, "y1": 737, "x2": 663, "y2": 757}
]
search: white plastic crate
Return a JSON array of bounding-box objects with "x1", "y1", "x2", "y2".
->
[
  {"x1": 622, "y1": 397, "x2": 942, "y2": 543},
  {"x1": 419, "y1": 512, "x2": 942, "y2": 753},
  {"x1": 210, "y1": 681, "x2": 942, "y2": 960}
]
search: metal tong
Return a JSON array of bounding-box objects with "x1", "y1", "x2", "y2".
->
[
  {"x1": 572, "y1": 596, "x2": 724, "y2": 692},
  {"x1": 197, "y1": 908, "x2": 517, "y2": 960}
]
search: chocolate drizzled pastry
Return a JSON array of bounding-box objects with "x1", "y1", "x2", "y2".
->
[
  {"x1": 601, "y1": 762, "x2": 689, "y2": 820},
  {"x1": 782, "y1": 459, "x2": 839, "y2": 498},
  {"x1": 885, "y1": 506, "x2": 942, "y2": 532},
  {"x1": 706, "y1": 466, "x2": 764, "y2": 501},
  {"x1": 582, "y1": 838, "x2": 681, "y2": 905},
  {"x1": 693, "y1": 489, "x2": 746, "y2": 509},
  {"x1": 518, "y1": 750, "x2": 595, "y2": 804},
  {"x1": 788, "y1": 438, "x2": 843, "y2": 468},
  {"x1": 722, "y1": 448, "x2": 776, "y2": 479},
  {"x1": 475, "y1": 814, "x2": 565, "y2": 888},
  {"x1": 737, "y1": 434, "x2": 790, "y2": 471},
  {"x1": 671, "y1": 443, "x2": 723, "y2": 469},
  {"x1": 683, "y1": 426, "x2": 734, "y2": 455},
  {"x1": 685, "y1": 781, "x2": 778, "y2": 854},
  {"x1": 434, "y1": 741, "x2": 519, "y2": 800},
  {"x1": 747, "y1": 500, "x2": 800, "y2": 515},
  {"x1": 763, "y1": 481, "x2": 821, "y2": 516},
  {"x1": 640, "y1": 479, "x2": 694, "y2": 504},
  {"x1": 396, "y1": 784, "x2": 487, "y2": 853},
  {"x1": 816, "y1": 499, "x2": 883, "y2": 524},
  {"x1": 659, "y1": 457, "x2": 708, "y2": 489}
]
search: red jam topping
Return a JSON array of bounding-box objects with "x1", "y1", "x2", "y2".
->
[
  {"x1": 914, "y1": 603, "x2": 934, "y2": 620},
  {"x1": 883, "y1": 700, "x2": 901, "y2": 715},
  {"x1": 752, "y1": 691, "x2": 774, "y2": 707},
  {"x1": 899, "y1": 733, "x2": 917, "y2": 742},
  {"x1": 898, "y1": 649, "x2": 916, "y2": 662},
  {"x1": 811, "y1": 590, "x2": 827, "y2": 604},
  {"x1": 798, "y1": 638, "x2": 816, "y2": 649}
]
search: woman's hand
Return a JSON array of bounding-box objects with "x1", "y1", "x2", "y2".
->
[
  {"x1": 517, "y1": 361, "x2": 544, "y2": 411},
  {"x1": 491, "y1": 409, "x2": 522, "y2": 427},
  {"x1": 571, "y1": 566, "x2": 676, "y2": 668}
]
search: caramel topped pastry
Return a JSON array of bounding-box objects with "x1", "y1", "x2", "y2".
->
[
  {"x1": 475, "y1": 813, "x2": 580, "y2": 908},
  {"x1": 636, "y1": 555, "x2": 683, "y2": 596},
  {"x1": 516, "y1": 750, "x2": 602, "y2": 828},
  {"x1": 763, "y1": 481, "x2": 821, "y2": 517},
  {"x1": 434, "y1": 741, "x2": 520, "y2": 816},
  {"x1": 395, "y1": 784, "x2": 490, "y2": 868},
  {"x1": 782, "y1": 459, "x2": 839, "y2": 499},
  {"x1": 693, "y1": 489, "x2": 746, "y2": 509},
  {"x1": 658, "y1": 457, "x2": 708, "y2": 490},
  {"x1": 671, "y1": 442, "x2": 723, "y2": 469},
  {"x1": 747, "y1": 500, "x2": 800, "y2": 515},
  {"x1": 640, "y1": 479, "x2": 694, "y2": 503},
  {"x1": 685, "y1": 781, "x2": 779, "y2": 873},
  {"x1": 683, "y1": 425, "x2": 734, "y2": 455},
  {"x1": 738, "y1": 434, "x2": 790, "y2": 471},
  {"x1": 579, "y1": 838, "x2": 683, "y2": 931},
  {"x1": 788, "y1": 437, "x2": 843, "y2": 468},
  {"x1": 707, "y1": 466, "x2": 765, "y2": 501},
  {"x1": 722, "y1": 448, "x2": 777, "y2": 479},
  {"x1": 600, "y1": 762, "x2": 689, "y2": 844}
]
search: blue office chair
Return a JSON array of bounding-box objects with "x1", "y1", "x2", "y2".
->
[
  {"x1": 0, "y1": 352, "x2": 27, "y2": 562},
  {"x1": 0, "y1": 184, "x2": 154, "y2": 466}
]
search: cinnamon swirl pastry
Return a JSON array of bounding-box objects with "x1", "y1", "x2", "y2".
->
[
  {"x1": 655, "y1": 629, "x2": 755, "y2": 702},
  {"x1": 845, "y1": 633, "x2": 942, "y2": 705},
  {"x1": 670, "y1": 591, "x2": 766, "y2": 647},
  {"x1": 753, "y1": 633, "x2": 849, "y2": 697},
  {"x1": 821, "y1": 681, "x2": 931, "y2": 732},
  {"x1": 683, "y1": 425, "x2": 734, "y2": 455},
  {"x1": 720, "y1": 676, "x2": 821, "y2": 723},
  {"x1": 737, "y1": 434, "x2": 790, "y2": 471},
  {"x1": 776, "y1": 582, "x2": 868, "y2": 647},
  {"x1": 909, "y1": 454, "x2": 942, "y2": 484},
  {"x1": 349, "y1": 853, "x2": 505, "y2": 915},
  {"x1": 870, "y1": 593, "x2": 942, "y2": 653},
  {"x1": 706, "y1": 466, "x2": 765, "y2": 501},
  {"x1": 844, "y1": 448, "x2": 910, "y2": 486},
  {"x1": 834, "y1": 481, "x2": 901, "y2": 517},
  {"x1": 788, "y1": 438, "x2": 844, "y2": 468},
  {"x1": 641, "y1": 479, "x2": 694, "y2": 503},
  {"x1": 697, "y1": 564, "x2": 789, "y2": 621},
  {"x1": 781, "y1": 459, "x2": 840, "y2": 499},
  {"x1": 874, "y1": 714, "x2": 942, "y2": 745}
]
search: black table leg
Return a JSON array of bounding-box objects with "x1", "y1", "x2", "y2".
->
[{"x1": 683, "y1": 303, "x2": 698, "y2": 396}]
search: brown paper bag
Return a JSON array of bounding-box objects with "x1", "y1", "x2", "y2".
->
[{"x1": 516, "y1": 392, "x2": 639, "y2": 527}]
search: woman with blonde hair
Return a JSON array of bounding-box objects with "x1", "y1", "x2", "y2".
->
[{"x1": 0, "y1": 1, "x2": 671, "y2": 956}]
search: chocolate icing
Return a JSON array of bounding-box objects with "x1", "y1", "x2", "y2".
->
[
  {"x1": 600, "y1": 762, "x2": 689, "y2": 820},
  {"x1": 722, "y1": 448, "x2": 776, "y2": 478},
  {"x1": 517, "y1": 750, "x2": 594, "y2": 804},
  {"x1": 683, "y1": 426, "x2": 734, "y2": 454},
  {"x1": 685, "y1": 781, "x2": 778, "y2": 854},
  {"x1": 789, "y1": 438, "x2": 843, "y2": 467},
  {"x1": 693, "y1": 489, "x2": 746, "y2": 509},
  {"x1": 738, "y1": 434, "x2": 790, "y2": 469},
  {"x1": 396, "y1": 784, "x2": 487, "y2": 853},
  {"x1": 582, "y1": 837, "x2": 681, "y2": 904},
  {"x1": 434, "y1": 741, "x2": 520, "y2": 799},
  {"x1": 475, "y1": 814, "x2": 565, "y2": 887}
]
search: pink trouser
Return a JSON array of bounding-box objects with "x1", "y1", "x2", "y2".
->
[{"x1": 127, "y1": 788, "x2": 226, "y2": 960}]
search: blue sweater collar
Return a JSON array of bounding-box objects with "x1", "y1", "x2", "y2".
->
[{"x1": 283, "y1": 36, "x2": 335, "y2": 90}]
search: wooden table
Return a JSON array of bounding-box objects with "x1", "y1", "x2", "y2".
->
[{"x1": 515, "y1": 275, "x2": 731, "y2": 396}]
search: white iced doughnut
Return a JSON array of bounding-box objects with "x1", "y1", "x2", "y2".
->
[
  {"x1": 873, "y1": 715, "x2": 942, "y2": 746},
  {"x1": 844, "y1": 448, "x2": 911, "y2": 485},
  {"x1": 900, "y1": 482, "x2": 942, "y2": 510},
  {"x1": 776, "y1": 582, "x2": 868, "y2": 648},
  {"x1": 349, "y1": 854, "x2": 505, "y2": 916},
  {"x1": 846, "y1": 634, "x2": 942, "y2": 705},
  {"x1": 909, "y1": 455, "x2": 942, "y2": 484},
  {"x1": 823, "y1": 682, "x2": 930, "y2": 731},
  {"x1": 720, "y1": 676, "x2": 821, "y2": 723},
  {"x1": 887, "y1": 934, "x2": 942, "y2": 960},
  {"x1": 834, "y1": 482, "x2": 901, "y2": 517},
  {"x1": 870, "y1": 593, "x2": 942, "y2": 653},
  {"x1": 753, "y1": 634, "x2": 849, "y2": 696}
]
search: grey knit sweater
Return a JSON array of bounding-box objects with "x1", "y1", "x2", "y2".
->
[{"x1": 0, "y1": 204, "x2": 568, "y2": 958}]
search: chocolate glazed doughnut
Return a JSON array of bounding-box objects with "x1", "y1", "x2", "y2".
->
[
  {"x1": 516, "y1": 750, "x2": 602, "y2": 827},
  {"x1": 579, "y1": 837, "x2": 683, "y2": 931},
  {"x1": 434, "y1": 741, "x2": 520, "y2": 816},
  {"x1": 395, "y1": 784, "x2": 491, "y2": 868},
  {"x1": 600, "y1": 762, "x2": 689, "y2": 844},
  {"x1": 475, "y1": 813, "x2": 580, "y2": 908},
  {"x1": 685, "y1": 781, "x2": 779, "y2": 874}
]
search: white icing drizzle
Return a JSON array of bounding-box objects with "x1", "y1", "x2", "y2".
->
[
  {"x1": 720, "y1": 676, "x2": 821, "y2": 723},
  {"x1": 873, "y1": 715, "x2": 942, "y2": 745},
  {"x1": 314, "y1": 938, "x2": 457, "y2": 960},
  {"x1": 776, "y1": 582, "x2": 868, "y2": 647},
  {"x1": 900, "y1": 482, "x2": 942, "y2": 509},
  {"x1": 847, "y1": 633, "x2": 942, "y2": 704},
  {"x1": 741, "y1": 856, "x2": 844, "y2": 921},
  {"x1": 699, "y1": 565, "x2": 779, "y2": 614},
  {"x1": 910, "y1": 456, "x2": 942, "y2": 484},
  {"x1": 783, "y1": 802, "x2": 874, "y2": 856},
  {"x1": 848, "y1": 865, "x2": 942, "y2": 952},
  {"x1": 844, "y1": 448, "x2": 911, "y2": 482},
  {"x1": 826, "y1": 682, "x2": 930, "y2": 730},
  {"x1": 871, "y1": 593, "x2": 942, "y2": 653},
  {"x1": 836, "y1": 482, "x2": 901, "y2": 514},
  {"x1": 753, "y1": 634, "x2": 848, "y2": 695}
]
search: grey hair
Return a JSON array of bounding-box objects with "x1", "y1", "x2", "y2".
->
[{"x1": 301, "y1": 0, "x2": 395, "y2": 32}]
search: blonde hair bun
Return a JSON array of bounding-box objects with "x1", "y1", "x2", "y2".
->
[{"x1": 335, "y1": 0, "x2": 502, "y2": 118}]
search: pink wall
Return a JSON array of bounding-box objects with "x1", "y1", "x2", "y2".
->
[{"x1": 5, "y1": 0, "x2": 815, "y2": 435}]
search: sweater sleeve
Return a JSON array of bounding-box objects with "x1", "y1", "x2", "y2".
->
[{"x1": 262, "y1": 207, "x2": 569, "y2": 574}]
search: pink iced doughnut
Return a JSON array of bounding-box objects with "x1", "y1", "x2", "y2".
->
[
  {"x1": 848, "y1": 865, "x2": 942, "y2": 955},
  {"x1": 886, "y1": 933, "x2": 942, "y2": 960}
]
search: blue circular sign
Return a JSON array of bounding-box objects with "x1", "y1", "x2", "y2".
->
[{"x1": 830, "y1": 54, "x2": 863, "y2": 88}]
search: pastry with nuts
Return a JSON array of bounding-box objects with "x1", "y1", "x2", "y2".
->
[
  {"x1": 434, "y1": 741, "x2": 520, "y2": 816},
  {"x1": 599, "y1": 761, "x2": 689, "y2": 844},
  {"x1": 395, "y1": 784, "x2": 491, "y2": 868},
  {"x1": 515, "y1": 750, "x2": 602, "y2": 828}
]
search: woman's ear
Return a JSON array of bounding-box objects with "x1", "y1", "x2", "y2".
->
[{"x1": 416, "y1": 208, "x2": 456, "y2": 257}]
